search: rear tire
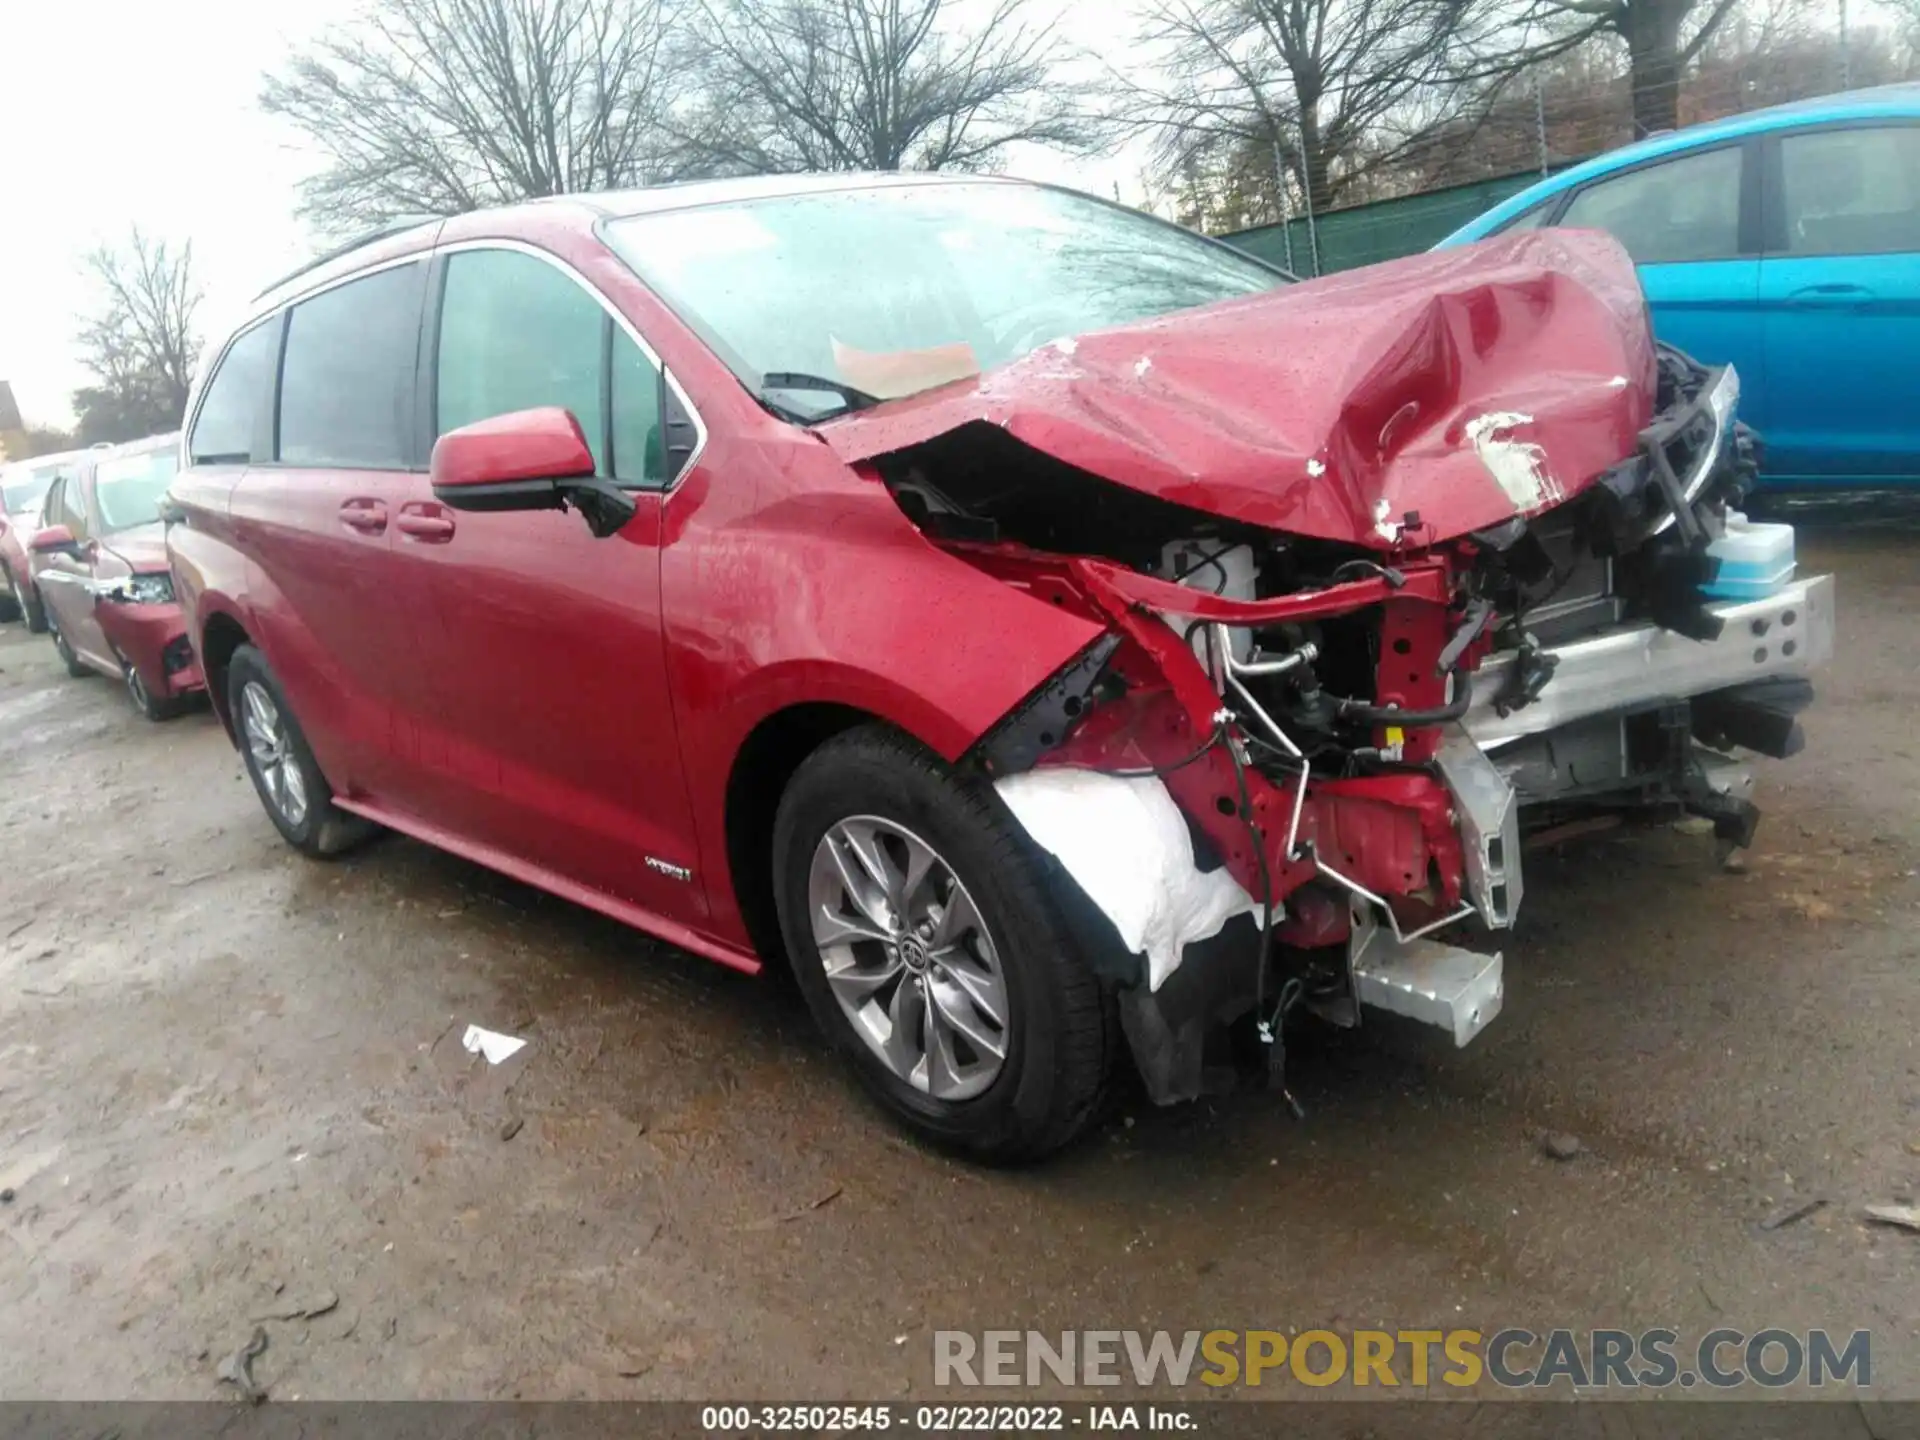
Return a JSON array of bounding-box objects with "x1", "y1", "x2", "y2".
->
[
  {"x1": 23, "y1": 583, "x2": 48, "y2": 635},
  {"x1": 771, "y1": 725, "x2": 1115, "y2": 1163},
  {"x1": 228, "y1": 644, "x2": 378, "y2": 858}
]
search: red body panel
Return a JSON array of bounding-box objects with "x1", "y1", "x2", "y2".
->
[
  {"x1": 226, "y1": 463, "x2": 433, "y2": 798},
  {"x1": 819, "y1": 229, "x2": 1655, "y2": 548},
  {"x1": 97, "y1": 602, "x2": 203, "y2": 697}
]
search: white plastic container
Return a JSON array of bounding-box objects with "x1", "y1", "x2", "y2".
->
[
  {"x1": 1704, "y1": 514, "x2": 1796, "y2": 601},
  {"x1": 1162, "y1": 540, "x2": 1257, "y2": 664}
]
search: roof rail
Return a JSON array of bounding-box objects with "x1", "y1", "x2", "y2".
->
[{"x1": 252, "y1": 215, "x2": 441, "y2": 301}]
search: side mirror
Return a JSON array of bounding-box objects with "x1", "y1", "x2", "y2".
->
[
  {"x1": 430, "y1": 406, "x2": 637, "y2": 539},
  {"x1": 30, "y1": 524, "x2": 78, "y2": 557}
]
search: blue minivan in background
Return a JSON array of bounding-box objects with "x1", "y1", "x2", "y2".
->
[{"x1": 1439, "y1": 84, "x2": 1920, "y2": 490}]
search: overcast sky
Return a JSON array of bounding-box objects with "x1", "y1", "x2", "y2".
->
[{"x1": 0, "y1": 0, "x2": 1146, "y2": 430}]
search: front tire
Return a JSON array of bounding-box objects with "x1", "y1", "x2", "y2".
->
[
  {"x1": 48, "y1": 615, "x2": 90, "y2": 678},
  {"x1": 227, "y1": 645, "x2": 377, "y2": 858},
  {"x1": 123, "y1": 659, "x2": 185, "y2": 722},
  {"x1": 772, "y1": 726, "x2": 1114, "y2": 1162}
]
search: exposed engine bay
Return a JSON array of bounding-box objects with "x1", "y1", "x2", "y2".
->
[{"x1": 823, "y1": 232, "x2": 1836, "y2": 1106}]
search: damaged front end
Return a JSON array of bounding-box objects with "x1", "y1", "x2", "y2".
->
[{"x1": 830, "y1": 234, "x2": 1834, "y2": 1106}]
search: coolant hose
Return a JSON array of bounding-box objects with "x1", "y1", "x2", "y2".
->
[{"x1": 1334, "y1": 666, "x2": 1474, "y2": 728}]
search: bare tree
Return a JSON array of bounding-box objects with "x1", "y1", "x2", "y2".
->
[
  {"x1": 683, "y1": 0, "x2": 1104, "y2": 173},
  {"x1": 72, "y1": 229, "x2": 202, "y2": 445},
  {"x1": 1126, "y1": 0, "x2": 1495, "y2": 226},
  {"x1": 1476, "y1": 0, "x2": 1747, "y2": 137},
  {"x1": 263, "y1": 0, "x2": 701, "y2": 232}
]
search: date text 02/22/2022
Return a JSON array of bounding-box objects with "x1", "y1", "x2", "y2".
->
[{"x1": 699, "y1": 1405, "x2": 1192, "y2": 1432}]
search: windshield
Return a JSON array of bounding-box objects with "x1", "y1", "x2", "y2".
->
[
  {"x1": 2, "y1": 461, "x2": 69, "y2": 518},
  {"x1": 604, "y1": 183, "x2": 1287, "y2": 420},
  {"x1": 94, "y1": 449, "x2": 180, "y2": 531}
]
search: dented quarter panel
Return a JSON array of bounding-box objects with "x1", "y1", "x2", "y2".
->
[{"x1": 818, "y1": 230, "x2": 1656, "y2": 548}]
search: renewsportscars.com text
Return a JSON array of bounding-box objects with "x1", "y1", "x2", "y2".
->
[{"x1": 934, "y1": 1328, "x2": 1872, "y2": 1391}]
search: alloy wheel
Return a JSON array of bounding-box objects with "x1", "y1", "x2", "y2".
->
[
  {"x1": 125, "y1": 664, "x2": 153, "y2": 714},
  {"x1": 807, "y1": 816, "x2": 1010, "y2": 1100},
  {"x1": 240, "y1": 680, "x2": 309, "y2": 827}
]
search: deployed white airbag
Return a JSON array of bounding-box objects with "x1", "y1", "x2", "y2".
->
[{"x1": 994, "y1": 768, "x2": 1263, "y2": 991}]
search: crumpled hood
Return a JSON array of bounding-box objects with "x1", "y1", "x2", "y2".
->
[
  {"x1": 820, "y1": 229, "x2": 1657, "y2": 548},
  {"x1": 101, "y1": 521, "x2": 170, "y2": 572}
]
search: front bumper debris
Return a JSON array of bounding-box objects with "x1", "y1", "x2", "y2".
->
[
  {"x1": 96, "y1": 600, "x2": 206, "y2": 699},
  {"x1": 945, "y1": 342, "x2": 1827, "y2": 1097},
  {"x1": 1463, "y1": 574, "x2": 1834, "y2": 750},
  {"x1": 1349, "y1": 902, "x2": 1504, "y2": 1048},
  {"x1": 1435, "y1": 724, "x2": 1523, "y2": 930}
]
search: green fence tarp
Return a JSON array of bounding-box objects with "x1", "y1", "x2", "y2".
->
[{"x1": 1217, "y1": 170, "x2": 1549, "y2": 276}]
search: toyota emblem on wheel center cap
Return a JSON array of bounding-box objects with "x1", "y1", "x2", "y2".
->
[{"x1": 898, "y1": 934, "x2": 932, "y2": 972}]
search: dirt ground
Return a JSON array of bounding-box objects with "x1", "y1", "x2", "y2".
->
[{"x1": 1, "y1": 516, "x2": 1917, "y2": 1404}]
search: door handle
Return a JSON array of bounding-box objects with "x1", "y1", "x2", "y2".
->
[
  {"x1": 1786, "y1": 282, "x2": 1875, "y2": 307},
  {"x1": 339, "y1": 497, "x2": 389, "y2": 535},
  {"x1": 395, "y1": 503, "x2": 456, "y2": 543}
]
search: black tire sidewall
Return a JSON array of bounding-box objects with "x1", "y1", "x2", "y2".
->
[
  {"x1": 772, "y1": 729, "x2": 1105, "y2": 1160},
  {"x1": 227, "y1": 646, "x2": 337, "y2": 853},
  {"x1": 125, "y1": 663, "x2": 172, "y2": 721},
  {"x1": 49, "y1": 617, "x2": 86, "y2": 677}
]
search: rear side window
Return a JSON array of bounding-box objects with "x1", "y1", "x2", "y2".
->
[
  {"x1": 1779, "y1": 126, "x2": 1920, "y2": 256},
  {"x1": 435, "y1": 248, "x2": 669, "y2": 486},
  {"x1": 189, "y1": 318, "x2": 280, "y2": 465},
  {"x1": 43, "y1": 477, "x2": 89, "y2": 540},
  {"x1": 1560, "y1": 145, "x2": 1744, "y2": 264},
  {"x1": 39, "y1": 478, "x2": 68, "y2": 530},
  {"x1": 278, "y1": 262, "x2": 428, "y2": 469}
]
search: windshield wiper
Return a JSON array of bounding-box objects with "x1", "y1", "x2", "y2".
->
[{"x1": 757, "y1": 371, "x2": 882, "y2": 423}]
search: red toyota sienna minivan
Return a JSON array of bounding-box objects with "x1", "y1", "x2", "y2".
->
[{"x1": 168, "y1": 174, "x2": 1827, "y2": 1160}]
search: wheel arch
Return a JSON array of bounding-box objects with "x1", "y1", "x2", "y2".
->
[
  {"x1": 722, "y1": 700, "x2": 890, "y2": 966},
  {"x1": 198, "y1": 608, "x2": 254, "y2": 744}
]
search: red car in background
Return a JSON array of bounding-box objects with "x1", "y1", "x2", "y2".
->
[
  {"x1": 31, "y1": 433, "x2": 204, "y2": 719},
  {"x1": 167, "y1": 175, "x2": 1831, "y2": 1160},
  {"x1": 0, "y1": 449, "x2": 84, "y2": 632}
]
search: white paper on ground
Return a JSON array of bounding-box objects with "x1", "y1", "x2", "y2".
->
[
  {"x1": 461, "y1": 1024, "x2": 528, "y2": 1065},
  {"x1": 994, "y1": 768, "x2": 1264, "y2": 991}
]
